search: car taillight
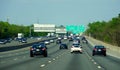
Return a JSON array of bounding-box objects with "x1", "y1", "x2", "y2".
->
[
  {"x1": 94, "y1": 48, "x2": 97, "y2": 51},
  {"x1": 30, "y1": 47, "x2": 34, "y2": 50},
  {"x1": 42, "y1": 48, "x2": 46, "y2": 50},
  {"x1": 103, "y1": 48, "x2": 106, "y2": 51},
  {"x1": 71, "y1": 46, "x2": 74, "y2": 48}
]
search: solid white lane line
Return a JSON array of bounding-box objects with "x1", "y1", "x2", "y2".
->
[{"x1": 40, "y1": 64, "x2": 45, "y2": 67}]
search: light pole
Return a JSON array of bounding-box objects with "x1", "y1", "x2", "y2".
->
[{"x1": 29, "y1": 26, "x2": 33, "y2": 37}]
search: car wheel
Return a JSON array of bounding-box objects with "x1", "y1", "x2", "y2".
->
[
  {"x1": 43, "y1": 51, "x2": 48, "y2": 57},
  {"x1": 30, "y1": 52, "x2": 34, "y2": 57},
  {"x1": 104, "y1": 53, "x2": 106, "y2": 56}
]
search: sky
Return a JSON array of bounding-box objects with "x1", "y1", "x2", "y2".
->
[{"x1": 0, "y1": 0, "x2": 120, "y2": 26}]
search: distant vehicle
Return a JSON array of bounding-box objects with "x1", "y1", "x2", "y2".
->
[
  {"x1": 44, "y1": 40, "x2": 50, "y2": 45},
  {"x1": 59, "y1": 43, "x2": 68, "y2": 49},
  {"x1": 71, "y1": 43, "x2": 82, "y2": 53},
  {"x1": 58, "y1": 37, "x2": 62, "y2": 40},
  {"x1": 30, "y1": 43, "x2": 48, "y2": 57},
  {"x1": 18, "y1": 33, "x2": 24, "y2": 39},
  {"x1": 50, "y1": 39, "x2": 54, "y2": 43},
  {"x1": 5, "y1": 38, "x2": 12, "y2": 43},
  {"x1": 56, "y1": 39, "x2": 61, "y2": 44},
  {"x1": 69, "y1": 38, "x2": 73, "y2": 41},
  {"x1": 0, "y1": 39, "x2": 7, "y2": 44},
  {"x1": 63, "y1": 36, "x2": 67, "y2": 40},
  {"x1": 82, "y1": 39, "x2": 88, "y2": 44},
  {"x1": 73, "y1": 39, "x2": 80, "y2": 44},
  {"x1": 92, "y1": 45, "x2": 106, "y2": 56},
  {"x1": 21, "y1": 38, "x2": 27, "y2": 43}
]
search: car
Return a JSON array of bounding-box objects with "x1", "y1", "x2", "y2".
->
[
  {"x1": 69, "y1": 38, "x2": 73, "y2": 41},
  {"x1": 30, "y1": 43, "x2": 48, "y2": 57},
  {"x1": 63, "y1": 36, "x2": 67, "y2": 40},
  {"x1": 50, "y1": 39, "x2": 54, "y2": 43},
  {"x1": 82, "y1": 39, "x2": 88, "y2": 44},
  {"x1": 56, "y1": 39, "x2": 61, "y2": 44},
  {"x1": 58, "y1": 37, "x2": 62, "y2": 40},
  {"x1": 92, "y1": 45, "x2": 106, "y2": 56},
  {"x1": 59, "y1": 43, "x2": 68, "y2": 49},
  {"x1": 44, "y1": 40, "x2": 50, "y2": 45},
  {"x1": 73, "y1": 39, "x2": 80, "y2": 44},
  {"x1": 71, "y1": 43, "x2": 82, "y2": 53},
  {"x1": 21, "y1": 38, "x2": 27, "y2": 43},
  {"x1": 0, "y1": 39, "x2": 7, "y2": 44}
]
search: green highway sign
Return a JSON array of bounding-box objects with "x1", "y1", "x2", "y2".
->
[{"x1": 66, "y1": 25, "x2": 85, "y2": 34}]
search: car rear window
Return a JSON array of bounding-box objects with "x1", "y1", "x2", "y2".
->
[
  {"x1": 73, "y1": 44, "x2": 80, "y2": 47},
  {"x1": 95, "y1": 46, "x2": 104, "y2": 48}
]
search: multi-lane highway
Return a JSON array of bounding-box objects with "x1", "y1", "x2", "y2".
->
[{"x1": 0, "y1": 39, "x2": 120, "y2": 70}]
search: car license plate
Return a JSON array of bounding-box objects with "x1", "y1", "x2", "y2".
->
[
  {"x1": 36, "y1": 49, "x2": 39, "y2": 51},
  {"x1": 98, "y1": 49, "x2": 101, "y2": 51}
]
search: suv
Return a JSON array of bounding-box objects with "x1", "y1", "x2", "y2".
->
[
  {"x1": 30, "y1": 43, "x2": 48, "y2": 57},
  {"x1": 92, "y1": 45, "x2": 106, "y2": 56}
]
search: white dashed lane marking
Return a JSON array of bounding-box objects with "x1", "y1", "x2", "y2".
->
[
  {"x1": 48, "y1": 61, "x2": 52, "y2": 63},
  {"x1": 97, "y1": 66, "x2": 101, "y2": 69},
  {"x1": 53, "y1": 58, "x2": 55, "y2": 60},
  {"x1": 40, "y1": 64, "x2": 45, "y2": 67}
]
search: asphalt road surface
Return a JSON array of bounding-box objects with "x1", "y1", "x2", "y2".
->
[{"x1": 0, "y1": 39, "x2": 120, "y2": 70}]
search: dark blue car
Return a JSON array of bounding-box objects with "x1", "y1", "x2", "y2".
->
[
  {"x1": 30, "y1": 43, "x2": 48, "y2": 57},
  {"x1": 59, "y1": 43, "x2": 68, "y2": 49}
]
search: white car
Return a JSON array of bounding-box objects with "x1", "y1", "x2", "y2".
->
[
  {"x1": 44, "y1": 40, "x2": 50, "y2": 45},
  {"x1": 64, "y1": 37, "x2": 67, "y2": 40},
  {"x1": 71, "y1": 43, "x2": 82, "y2": 53},
  {"x1": 50, "y1": 39, "x2": 54, "y2": 43}
]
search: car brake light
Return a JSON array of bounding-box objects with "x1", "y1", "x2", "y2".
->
[
  {"x1": 42, "y1": 48, "x2": 46, "y2": 50},
  {"x1": 94, "y1": 48, "x2": 97, "y2": 51},
  {"x1": 103, "y1": 48, "x2": 106, "y2": 51},
  {"x1": 30, "y1": 48, "x2": 34, "y2": 50},
  {"x1": 71, "y1": 46, "x2": 74, "y2": 48}
]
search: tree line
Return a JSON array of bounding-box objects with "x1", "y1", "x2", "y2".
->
[
  {"x1": 0, "y1": 21, "x2": 47, "y2": 39},
  {"x1": 85, "y1": 14, "x2": 120, "y2": 47}
]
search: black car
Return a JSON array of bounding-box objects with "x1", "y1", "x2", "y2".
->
[
  {"x1": 0, "y1": 39, "x2": 7, "y2": 44},
  {"x1": 69, "y1": 38, "x2": 73, "y2": 41},
  {"x1": 21, "y1": 38, "x2": 27, "y2": 43},
  {"x1": 59, "y1": 43, "x2": 68, "y2": 49},
  {"x1": 30, "y1": 43, "x2": 48, "y2": 57},
  {"x1": 56, "y1": 40, "x2": 61, "y2": 44},
  {"x1": 92, "y1": 45, "x2": 106, "y2": 56}
]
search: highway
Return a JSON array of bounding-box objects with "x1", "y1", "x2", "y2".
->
[{"x1": 0, "y1": 39, "x2": 120, "y2": 70}]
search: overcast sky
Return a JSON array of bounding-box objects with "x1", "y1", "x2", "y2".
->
[{"x1": 0, "y1": 0, "x2": 120, "y2": 26}]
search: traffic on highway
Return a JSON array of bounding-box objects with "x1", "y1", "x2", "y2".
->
[
  {"x1": 0, "y1": 0, "x2": 120, "y2": 70},
  {"x1": 0, "y1": 35, "x2": 120, "y2": 70}
]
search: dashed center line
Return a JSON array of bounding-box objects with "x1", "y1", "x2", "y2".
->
[
  {"x1": 48, "y1": 61, "x2": 52, "y2": 63},
  {"x1": 97, "y1": 66, "x2": 101, "y2": 69},
  {"x1": 40, "y1": 64, "x2": 45, "y2": 67}
]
